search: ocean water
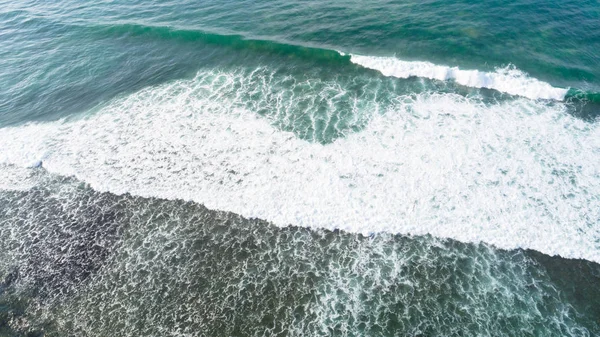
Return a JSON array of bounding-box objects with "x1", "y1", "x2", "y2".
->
[{"x1": 0, "y1": 0, "x2": 599, "y2": 336}]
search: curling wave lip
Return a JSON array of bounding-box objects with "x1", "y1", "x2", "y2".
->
[{"x1": 347, "y1": 53, "x2": 569, "y2": 101}]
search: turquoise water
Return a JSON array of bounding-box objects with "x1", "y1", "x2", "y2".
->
[{"x1": 1, "y1": 0, "x2": 599, "y2": 336}]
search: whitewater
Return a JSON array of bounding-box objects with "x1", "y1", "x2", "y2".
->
[
  {"x1": 348, "y1": 54, "x2": 570, "y2": 100},
  {"x1": 0, "y1": 65, "x2": 598, "y2": 263}
]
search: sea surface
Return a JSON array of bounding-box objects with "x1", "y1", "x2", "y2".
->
[{"x1": 1, "y1": 0, "x2": 599, "y2": 336}]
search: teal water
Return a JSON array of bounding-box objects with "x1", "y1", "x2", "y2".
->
[
  {"x1": 1, "y1": 0, "x2": 599, "y2": 336},
  {"x1": 2, "y1": 0, "x2": 600, "y2": 125}
]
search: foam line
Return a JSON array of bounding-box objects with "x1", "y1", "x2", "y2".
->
[
  {"x1": 0, "y1": 70, "x2": 598, "y2": 262},
  {"x1": 349, "y1": 54, "x2": 569, "y2": 100}
]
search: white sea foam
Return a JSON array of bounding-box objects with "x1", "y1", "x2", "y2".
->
[
  {"x1": 348, "y1": 54, "x2": 569, "y2": 100},
  {"x1": 0, "y1": 70, "x2": 598, "y2": 262}
]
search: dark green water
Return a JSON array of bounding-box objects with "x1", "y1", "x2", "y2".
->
[
  {"x1": 1, "y1": 174, "x2": 599, "y2": 336},
  {"x1": 0, "y1": 0, "x2": 599, "y2": 336}
]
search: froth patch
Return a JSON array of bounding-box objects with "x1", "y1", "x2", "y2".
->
[
  {"x1": 349, "y1": 54, "x2": 569, "y2": 100},
  {"x1": 0, "y1": 69, "x2": 598, "y2": 262},
  {"x1": 2, "y1": 183, "x2": 588, "y2": 336}
]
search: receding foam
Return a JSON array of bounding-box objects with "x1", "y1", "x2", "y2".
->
[
  {"x1": 0, "y1": 164, "x2": 42, "y2": 191},
  {"x1": 0, "y1": 69, "x2": 598, "y2": 262},
  {"x1": 349, "y1": 54, "x2": 569, "y2": 100}
]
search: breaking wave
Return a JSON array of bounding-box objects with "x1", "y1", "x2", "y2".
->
[
  {"x1": 0, "y1": 68, "x2": 598, "y2": 262},
  {"x1": 347, "y1": 54, "x2": 569, "y2": 100}
]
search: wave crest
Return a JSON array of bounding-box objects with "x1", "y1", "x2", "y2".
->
[{"x1": 349, "y1": 54, "x2": 569, "y2": 100}]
